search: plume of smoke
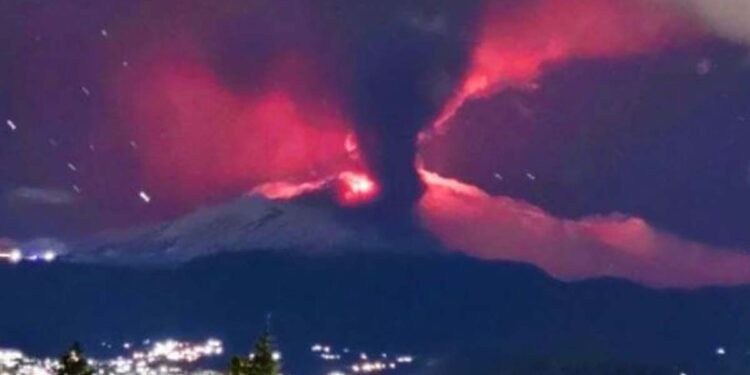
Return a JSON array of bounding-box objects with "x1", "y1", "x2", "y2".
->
[
  {"x1": 102, "y1": 0, "x2": 483, "y2": 210},
  {"x1": 419, "y1": 170, "x2": 750, "y2": 288},
  {"x1": 350, "y1": 4, "x2": 479, "y2": 212}
]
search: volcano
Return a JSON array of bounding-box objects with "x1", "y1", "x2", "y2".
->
[
  {"x1": 62, "y1": 169, "x2": 750, "y2": 289},
  {"x1": 69, "y1": 173, "x2": 432, "y2": 266}
]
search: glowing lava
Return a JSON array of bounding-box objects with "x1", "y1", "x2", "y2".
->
[
  {"x1": 251, "y1": 178, "x2": 331, "y2": 200},
  {"x1": 251, "y1": 170, "x2": 379, "y2": 207},
  {"x1": 336, "y1": 171, "x2": 379, "y2": 206}
]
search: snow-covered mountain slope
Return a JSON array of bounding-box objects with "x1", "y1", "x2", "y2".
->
[{"x1": 69, "y1": 193, "x2": 404, "y2": 265}]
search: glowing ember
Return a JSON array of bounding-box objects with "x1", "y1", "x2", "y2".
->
[{"x1": 337, "y1": 171, "x2": 379, "y2": 206}]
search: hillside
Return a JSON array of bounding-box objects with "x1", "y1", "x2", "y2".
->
[{"x1": 2, "y1": 252, "x2": 749, "y2": 374}]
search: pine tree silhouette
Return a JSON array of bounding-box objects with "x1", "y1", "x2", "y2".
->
[
  {"x1": 57, "y1": 342, "x2": 94, "y2": 375},
  {"x1": 228, "y1": 316, "x2": 281, "y2": 375},
  {"x1": 246, "y1": 325, "x2": 279, "y2": 375}
]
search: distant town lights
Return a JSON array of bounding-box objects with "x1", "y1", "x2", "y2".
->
[
  {"x1": 2, "y1": 338, "x2": 413, "y2": 375},
  {"x1": 0, "y1": 248, "x2": 24, "y2": 264},
  {"x1": 9, "y1": 249, "x2": 22, "y2": 263},
  {"x1": 42, "y1": 250, "x2": 57, "y2": 262}
]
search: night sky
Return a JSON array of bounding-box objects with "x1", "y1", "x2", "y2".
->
[{"x1": 3, "y1": 0, "x2": 750, "y2": 286}]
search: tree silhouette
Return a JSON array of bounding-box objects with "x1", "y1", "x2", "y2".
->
[
  {"x1": 228, "y1": 318, "x2": 281, "y2": 375},
  {"x1": 229, "y1": 355, "x2": 252, "y2": 375},
  {"x1": 57, "y1": 342, "x2": 94, "y2": 375},
  {"x1": 246, "y1": 326, "x2": 279, "y2": 375}
]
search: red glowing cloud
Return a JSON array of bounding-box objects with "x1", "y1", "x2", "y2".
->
[
  {"x1": 418, "y1": 170, "x2": 750, "y2": 288},
  {"x1": 432, "y1": 0, "x2": 702, "y2": 132},
  {"x1": 112, "y1": 46, "x2": 353, "y2": 204},
  {"x1": 94, "y1": 1, "x2": 750, "y2": 290}
]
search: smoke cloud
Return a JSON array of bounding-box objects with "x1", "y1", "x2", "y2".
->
[
  {"x1": 349, "y1": 3, "x2": 480, "y2": 211},
  {"x1": 432, "y1": 0, "x2": 700, "y2": 133},
  {"x1": 105, "y1": 3, "x2": 355, "y2": 205},
  {"x1": 115, "y1": 52, "x2": 351, "y2": 204},
  {"x1": 419, "y1": 170, "x2": 750, "y2": 288},
  {"x1": 103, "y1": 0, "x2": 483, "y2": 211}
]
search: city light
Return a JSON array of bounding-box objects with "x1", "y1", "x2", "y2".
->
[
  {"x1": 0, "y1": 248, "x2": 61, "y2": 264},
  {"x1": 0, "y1": 339, "x2": 223, "y2": 375},
  {"x1": 0, "y1": 339, "x2": 415, "y2": 375}
]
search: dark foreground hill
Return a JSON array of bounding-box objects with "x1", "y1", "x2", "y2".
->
[{"x1": 1, "y1": 251, "x2": 749, "y2": 374}]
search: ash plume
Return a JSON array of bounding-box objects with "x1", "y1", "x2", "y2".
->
[{"x1": 348, "y1": 2, "x2": 481, "y2": 213}]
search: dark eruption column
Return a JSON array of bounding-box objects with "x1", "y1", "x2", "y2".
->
[{"x1": 350, "y1": 6, "x2": 478, "y2": 215}]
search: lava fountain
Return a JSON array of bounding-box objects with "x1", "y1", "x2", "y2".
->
[{"x1": 336, "y1": 171, "x2": 380, "y2": 207}]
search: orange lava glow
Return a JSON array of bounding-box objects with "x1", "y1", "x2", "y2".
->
[
  {"x1": 250, "y1": 177, "x2": 331, "y2": 200},
  {"x1": 431, "y1": 0, "x2": 701, "y2": 134},
  {"x1": 336, "y1": 171, "x2": 379, "y2": 206},
  {"x1": 251, "y1": 170, "x2": 379, "y2": 207}
]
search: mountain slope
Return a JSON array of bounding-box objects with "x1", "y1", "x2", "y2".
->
[{"x1": 70, "y1": 194, "x2": 408, "y2": 264}]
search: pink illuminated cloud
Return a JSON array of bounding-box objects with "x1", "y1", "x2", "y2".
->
[{"x1": 418, "y1": 170, "x2": 750, "y2": 288}]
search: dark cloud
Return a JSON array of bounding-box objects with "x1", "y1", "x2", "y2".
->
[{"x1": 348, "y1": 1, "x2": 480, "y2": 213}]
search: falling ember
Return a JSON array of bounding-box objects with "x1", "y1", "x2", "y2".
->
[
  {"x1": 336, "y1": 171, "x2": 379, "y2": 206},
  {"x1": 139, "y1": 190, "x2": 151, "y2": 203}
]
